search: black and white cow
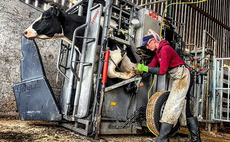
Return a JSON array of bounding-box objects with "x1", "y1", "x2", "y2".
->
[
  {"x1": 24, "y1": 3, "x2": 138, "y2": 79},
  {"x1": 24, "y1": 3, "x2": 86, "y2": 52}
]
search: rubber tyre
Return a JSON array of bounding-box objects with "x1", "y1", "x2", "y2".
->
[{"x1": 146, "y1": 91, "x2": 180, "y2": 136}]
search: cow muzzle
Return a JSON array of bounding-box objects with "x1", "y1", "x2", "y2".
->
[{"x1": 23, "y1": 29, "x2": 37, "y2": 39}]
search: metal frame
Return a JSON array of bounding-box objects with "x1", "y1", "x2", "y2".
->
[
  {"x1": 213, "y1": 57, "x2": 230, "y2": 122},
  {"x1": 194, "y1": 30, "x2": 216, "y2": 122},
  {"x1": 16, "y1": 0, "x2": 230, "y2": 136}
]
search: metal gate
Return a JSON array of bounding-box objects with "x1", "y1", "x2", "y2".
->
[
  {"x1": 213, "y1": 58, "x2": 230, "y2": 122},
  {"x1": 192, "y1": 30, "x2": 216, "y2": 122}
]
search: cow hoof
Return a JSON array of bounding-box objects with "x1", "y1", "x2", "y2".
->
[
  {"x1": 134, "y1": 69, "x2": 142, "y2": 75},
  {"x1": 129, "y1": 70, "x2": 138, "y2": 77},
  {"x1": 129, "y1": 69, "x2": 141, "y2": 76}
]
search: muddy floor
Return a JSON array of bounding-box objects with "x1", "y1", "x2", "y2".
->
[{"x1": 0, "y1": 117, "x2": 230, "y2": 142}]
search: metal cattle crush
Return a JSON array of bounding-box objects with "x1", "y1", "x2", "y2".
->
[{"x1": 19, "y1": 0, "x2": 230, "y2": 125}]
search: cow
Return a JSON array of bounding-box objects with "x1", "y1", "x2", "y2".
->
[
  {"x1": 108, "y1": 44, "x2": 138, "y2": 79},
  {"x1": 24, "y1": 3, "x2": 139, "y2": 80}
]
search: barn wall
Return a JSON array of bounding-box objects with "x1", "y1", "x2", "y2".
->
[
  {"x1": 127, "y1": 0, "x2": 230, "y2": 58},
  {"x1": 0, "y1": 0, "x2": 61, "y2": 115}
]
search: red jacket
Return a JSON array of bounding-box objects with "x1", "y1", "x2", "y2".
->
[{"x1": 148, "y1": 40, "x2": 185, "y2": 75}]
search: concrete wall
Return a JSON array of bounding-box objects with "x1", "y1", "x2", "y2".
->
[{"x1": 0, "y1": 0, "x2": 61, "y2": 115}]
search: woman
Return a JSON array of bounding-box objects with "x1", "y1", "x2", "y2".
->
[{"x1": 137, "y1": 30, "x2": 201, "y2": 142}]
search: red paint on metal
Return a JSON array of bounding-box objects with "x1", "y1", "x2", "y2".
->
[{"x1": 102, "y1": 50, "x2": 110, "y2": 84}]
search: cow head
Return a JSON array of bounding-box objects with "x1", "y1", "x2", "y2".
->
[{"x1": 24, "y1": 3, "x2": 64, "y2": 40}]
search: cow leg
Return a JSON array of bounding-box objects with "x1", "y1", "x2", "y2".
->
[
  {"x1": 119, "y1": 54, "x2": 137, "y2": 72},
  {"x1": 108, "y1": 62, "x2": 137, "y2": 79},
  {"x1": 108, "y1": 48, "x2": 138, "y2": 80}
]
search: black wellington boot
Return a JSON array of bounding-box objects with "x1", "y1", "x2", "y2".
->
[
  {"x1": 187, "y1": 117, "x2": 201, "y2": 142},
  {"x1": 155, "y1": 123, "x2": 173, "y2": 142}
]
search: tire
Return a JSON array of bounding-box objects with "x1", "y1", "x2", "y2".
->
[{"x1": 146, "y1": 91, "x2": 180, "y2": 136}]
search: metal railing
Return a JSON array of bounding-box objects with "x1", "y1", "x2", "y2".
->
[
  {"x1": 213, "y1": 58, "x2": 230, "y2": 122},
  {"x1": 193, "y1": 30, "x2": 216, "y2": 122}
]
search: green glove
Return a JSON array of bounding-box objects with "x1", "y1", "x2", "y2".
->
[{"x1": 137, "y1": 63, "x2": 148, "y2": 72}]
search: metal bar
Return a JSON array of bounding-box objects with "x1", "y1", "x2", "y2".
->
[
  {"x1": 207, "y1": 55, "x2": 211, "y2": 121},
  {"x1": 72, "y1": 0, "x2": 94, "y2": 118},
  {"x1": 69, "y1": 2, "x2": 73, "y2": 8},
  {"x1": 61, "y1": 24, "x2": 88, "y2": 116},
  {"x1": 229, "y1": 1, "x2": 230, "y2": 27},
  {"x1": 61, "y1": 0, "x2": 66, "y2": 6},
  {"x1": 206, "y1": 31, "x2": 216, "y2": 40},
  {"x1": 178, "y1": 0, "x2": 182, "y2": 35},
  {"x1": 215, "y1": 58, "x2": 230, "y2": 60},
  {"x1": 198, "y1": 13, "x2": 201, "y2": 48},
  {"x1": 194, "y1": 10, "x2": 198, "y2": 46},
  {"x1": 182, "y1": 4, "x2": 187, "y2": 41},
  {"x1": 200, "y1": 30, "x2": 207, "y2": 120},
  {"x1": 220, "y1": 59, "x2": 224, "y2": 119},
  {"x1": 160, "y1": 0, "x2": 163, "y2": 15},
  {"x1": 214, "y1": 23, "x2": 218, "y2": 57},
  {"x1": 150, "y1": 0, "x2": 152, "y2": 10},
  {"x1": 153, "y1": 0, "x2": 156, "y2": 12},
  {"x1": 211, "y1": 0, "x2": 213, "y2": 19},
  {"x1": 174, "y1": 0, "x2": 178, "y2": 23},
  {"x1": 216, "y1": 60, "x2": 220, "y2": 118},
  {"x1": 220, "y1": 26, "x2": 222, "y2": 57},
  {"x1": 228, "y1": 65, "x2": 230, "y2": 120},
  {"x1": 188, "y1": 6, "x2": 192, "y2": 44},
  {"x1": 92, "y1": 0, "x2": 113, "y2": 134},
  {"x1": 112, "y1": 5, "x2": 130, "y2": 16},
  {"x1": 214, "y1": 0, "x2": 217, "y2": 20},
  {"x1": 66, "y1": 0, "x2": 84, "y2": 13},
  {"x1": 219, "y1": 25, "x2": 221, "y2": 57},
  {"x1": 211, "y1": 41, "x2": 217, "y2": 120},
  {"x1": 61, "y1": 24, "x2": 87, "y2": 116},
  {"x1": 105, "y1": 77, "x2": 142, "y2": 92},
  {"x1": 200, "y1": 13, "x2": 203, "y2": 47},
  {"x1": 224, "y1": 0, "x2": 226, "y2": 25},
  {"x1": 115, "y1": 0, "x2": 118, "y2": 5},
  {"x1": 57, "y1": 41, "x2": 69, "y2": 80},
  {"x1": 180, "y1": 3, "x2": 184, "y2": 38},
  {"x1": 220, "y1": 0, "x2": 222, "y2": 23},
  {"x1": 158, "y1": 0, "x2": 161, "y2": 14},
  {"x1": 35, "y1": 0, "x2": 38, "y2": 7},
  {"x1": 208, "y1": 0, "x2": 210, "y2": 19},
  {"x1": 213, "y1": 118, "x2": 230, "y2": 122},
  {"x1": 223, "y1": 30, "x2": 226, "y2": 57}
]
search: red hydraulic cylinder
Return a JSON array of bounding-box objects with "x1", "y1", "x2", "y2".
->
[
  {"x1": 102, "y1": 49, "x2": 110, "y2": 84},
  {"x1": 95, "y1": 48, "x2": 110, "y2": 139}
]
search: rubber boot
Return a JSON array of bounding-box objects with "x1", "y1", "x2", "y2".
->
[
  {"x1": 187, "y1": 117, "x2": 201, "y2": 142},
  {"x1": 155, "y1": 123, "x2": 173, "y2": 142}
]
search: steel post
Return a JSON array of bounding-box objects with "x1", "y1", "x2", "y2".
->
[{"x1": 72, "y1": 0, "x2": 94, "y2": 118}]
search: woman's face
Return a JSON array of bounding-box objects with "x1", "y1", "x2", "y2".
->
[{"x1": 146, "y1": 38, "x2": 159, "y2": 51}]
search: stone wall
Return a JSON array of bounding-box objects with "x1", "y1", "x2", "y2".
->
[{"x1": 0, "y1": 0, "x2": 61, "y2": 115}]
